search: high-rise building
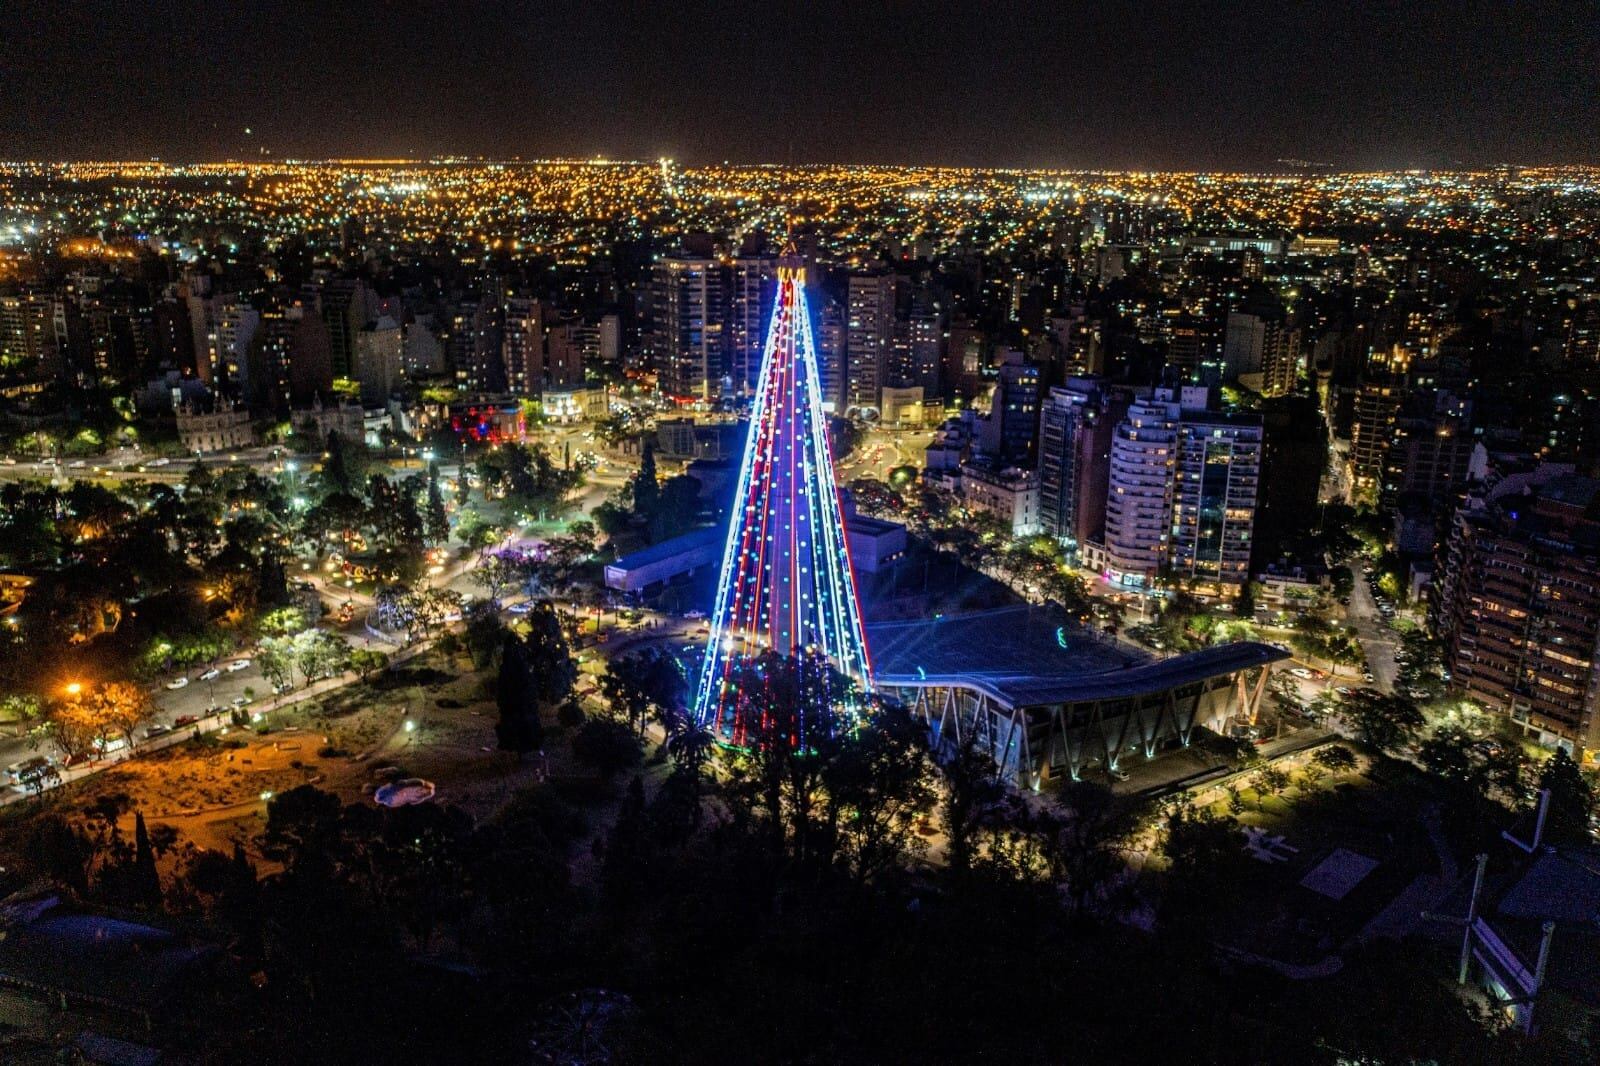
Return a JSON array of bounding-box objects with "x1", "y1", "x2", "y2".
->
[
  {"x1": 0, "y1": 291, "x2": 59, "y2": 368},
  {"x1": 1169, "y1": 414, "x2": 1263, "y2": 587},
  {"x1": 354, "y1": 316, "x2": 404, "y2": 405},
  {"x1": 1164, "y1": 312, "x2": 1214, "y2": 381},
  {"x1": 943, "y1": 318, "x2": 986, "y2": 401},
  {"x1": 907, "y1": 297, "x2": 943, "y2": 395},
  {"x1": 1104, "y1": 394, "x2": 1180, "y2": 585},
  {"x1": 651, "y1": 254, "x2": 726, "y2": 402},
  {"x1": 846, "y1": 273, "x2": 897, "y2": 410},
  {"x1": 245, "y1": 307, "x2": 294, "y2": 413},
  {"x1": 544, "y1": 319, "x2": 585, "y2": 389},
  {"x1": 1436, "y1": 471, "x2": 1600, "y2": 753},
  {"x1": 402, "y1": 314, "x2": 446, "y2": 378},
  {"x1": 598, "y1": 312, "x2": 622, "y2": 364},
  {"x1": 982, "y1": 354, "x2": 1042, "y2": 464},
  {"x1": 1350, "y1": 345, "x2": 1409, "y2": 501},
  {"x1": 1223, "y1": 311, "x2": 1269, "y2": 379},
  {"x1": 729, "y1": 255, "x2": 777, "y2": 395},
  {"x1": 317, "y1": 278, "x2": 371, "y2": 380},
  {"x1": 1102, "y1": 386, "x2": 1260, "y2": 589},
  {"x1": 815, "y1": 295, "x2": 847, "y2": 412},
  {"x1": 216, "y1": 295, "x2": 260, "y2": 395},
  {"x1": 1037, "y1": 378, "x2": 1124, "y2": 555},
  {"x1": 502, "y1": 296, "x2": 543, "y2": 395},
  {"x1": 1223, "y1": 310, "x2": 1301, "y2": 397},
  {"x1": 1382, "y1": 391, "x2": 1475, "y2": 506},
  {"x1": 445, "y1": 297, "x2": 503, "y2": 393}
]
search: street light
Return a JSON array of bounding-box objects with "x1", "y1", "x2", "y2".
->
[{"x1": 64, "y1": 681, "x2": 82, "y2": 697}]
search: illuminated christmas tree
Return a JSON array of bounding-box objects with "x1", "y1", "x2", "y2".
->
[{"x1": 693, "y1": 247, "x2": 872, "y2": 741}]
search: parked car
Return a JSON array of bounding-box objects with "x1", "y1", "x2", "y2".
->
[
  {"x1": 144, "y1": 723, "x2": 172, "y2": 738},
  {"x1": 173, "y1": 714, "x2": 199, "y2": 727},
  {"x1": 5, "y1": 755, "x2": 53, "y2": 786},
  {"x1": 198, "y1": 668, "x2": 221, "y2": 681},
  {"x1": 166, "y1": 676, "x2": 190, "y2": 690},
  {"x1": 227, "y1": 658, "x2": 252, "y2": 672}
]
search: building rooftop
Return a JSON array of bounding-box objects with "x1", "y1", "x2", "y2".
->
[
  {"x1": 0, "y1": 895, "x2": 218, "y2": 1016},
  {"x1": 867, "y1": 603, "x2": 1289, "y2": 707},
  {"x1": 606, "y1": 526, "x2": 722, "y2": 572}
]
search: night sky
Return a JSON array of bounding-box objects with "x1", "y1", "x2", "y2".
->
[{"x1": 5, "y1": 1, "x2": 1597, "y2": 169}]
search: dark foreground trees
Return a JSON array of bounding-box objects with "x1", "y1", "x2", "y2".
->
[{"x1": 6, "y1": 655, "x2": 1573, "y2": 1064}]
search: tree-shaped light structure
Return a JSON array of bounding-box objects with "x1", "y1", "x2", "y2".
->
[{"x1": 693, "y1": 249, "x2": 872, "y2": 742}]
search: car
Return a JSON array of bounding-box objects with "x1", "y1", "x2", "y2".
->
[
  {"x1": 227, "y1": 658, "x2": 251, "y2": 672},
  {"x1": 5, "y1": 755, "x2": 53, "y2": 785},
  {"x1": 1108, "y1": 767, "x2": 1131, "y2": 782},
  {"x1": 1, "y1": 456, "x2": 15, "y2": 465},
  {"x1": 684, "y1": 609, "x2": 707, "y2": 620},
  {"x1": 508, "y1": 601, "x2": 533, "y2": 615},
  {"x1": 198, "y1": 668, "x2": 221, "y2": 681},
  {"x1": 68, "y1": 459, "x2": 86, "y2": 469},
  {"x1": 143, "y1": 723, "x2": 172, "y2": 738},
  {"x1": 165, "y1": 676, "x2": 190, "y2": 690},
  {"x1": 173, "y1": 714, "x2": 199, "y2": 727},
  {"x1": 1289, "y1": 667, "x2": 1314, "y2": 679},
  {"x1": 1363, "y1": 672, "x2": 1376, "y2": 682},
  {"x1": 231, "y1": 695, "x2": 252, "y2": 707},
  {"x1": 148, "y1": 457, "x2": 171, "y2": 467}
]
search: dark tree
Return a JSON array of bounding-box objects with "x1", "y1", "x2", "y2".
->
[
  {"x1": 425, "y1": 466, "x2": 450, "y2": 544},
  {"x1": 633, "y1": 442, "x2": 660, "y2": 519},
  {"x1": 522, "y1": 600, "x2": 577, "y2": 706},
  {"x1": 1343, "y1": 689, "x2": 1424, "y2": 753},
  {"x1": 131, "y1": 810, "x2": 163, "y2": 907},
  {"x1": 495, "y1": 633, "x2": 545, "y2": 759},
  {"x1": 1538, "y1": 747, "x2": 1594, "y2": 844},
  {"x1": 322, "y1": 429, "x2": 351, "y2": 494},
  {"x1": 571, "y1": 717, "x2": 642, "y2": 780}
]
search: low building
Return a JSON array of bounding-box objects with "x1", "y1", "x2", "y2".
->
[
  {"x1": 0, "y1": 893, "x2": 220, "y2": 1031},
  {"x1": 410, "y1": 398, "x2": 526, "y2": 444},
  {"x1": 846, "y1": 514, "x2": 908, "y2": 573},
  {"x1": 951, "y1": 460, "x2": 1041, "y2": 536},
  {"x1": 1254, "y1": 561, "x2": 1330, "y2": 611},
  {"x1": 603, "y1": 527, "x2": 722, "y2": 594},
  {"x1": 655, "y1": 417, "x2": 741, "y2": 461},
  {"x1": 176, "y1": 402, "x2": 254, "y2": 454},
  {"x1": 878, "y1": 385, "x2": 925, "y2": 428},
  {"x1": 293, "y1": 396, "x2": 364, "y2": 444},
  {"x1": 540, "y1": 384, "x2": 609, "y2": 423},
  {"x1": 871, "y1": 604, "x2": 1287, "y2": 787}
]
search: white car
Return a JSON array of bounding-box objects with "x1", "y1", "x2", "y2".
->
[
  {"x1": 227, "y1": 658, "x2": 252, "y2": 672},
  {"x1": 68, "y1": 459, "x2": 86, "y2": 469},
  {"x1": 198, "y1": 668, "x2": 221, "y2": 681},
  {"x1": 148, "y1": 457, "x2": 171, "y2": 467},
  {"x1": 684, "y1": 609, "x2": 707, "y2": 620},
  {"x1": 508, "y1": 601, "x2": 533, "y2": 615},
  {"x1": 166, "y1": 676, "x2": 190, "y2": 690}
]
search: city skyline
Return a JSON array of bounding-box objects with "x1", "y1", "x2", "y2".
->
[
  {"x1": 5, "y1": 1, "x2": 1598, "y2": 169},
  {"x1": 3, "y1": 10, "x2": 1600, "y2": 1057}
]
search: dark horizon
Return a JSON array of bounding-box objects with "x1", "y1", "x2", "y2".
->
[{"x1": 5, "y1": 1, "x2": 1598, "y2": 171}]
